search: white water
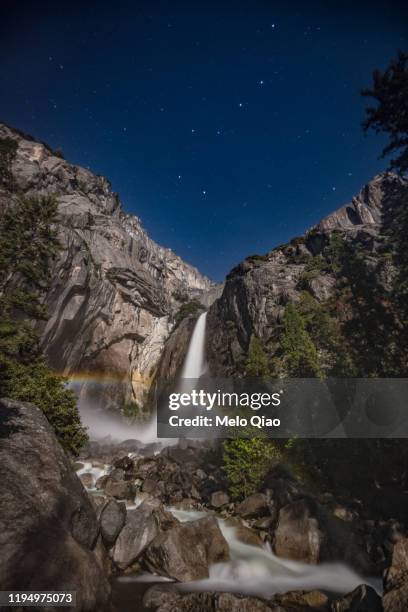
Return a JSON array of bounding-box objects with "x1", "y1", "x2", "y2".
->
[
  {"x1": 181, "y1": 312, "x2": 207, "y2": 379},
  {"x1": 169, "y1": 508, "x2": 381, "y2": 598},
  {"x1": 76, "y1": 461, "x2": 109, "y2": 489}
]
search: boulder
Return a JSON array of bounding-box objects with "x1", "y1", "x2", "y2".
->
[
  {"x1": 113, "y1": 455, "x2": 135, "y2": 471},
  {"x1": 144, "y1": 516, "x2": 229, "y2": 581},
  {"x1": 383, "y1": 537, "x2": 408, "y2": 611},
  {"x1": 273, "y1": 498, "x2": 372, "y2": 573},
  {"x1": 112, "y1": 498, "x2": 175, "y2": 569},
  {"x1": 143, "y1": 587, "x2": 274, "y2": 611},
  {"x1": 100, "y1": 499, "x2": 127, "y2": 547},
  {"x1": 79, "y1": 472, "x2": 94, "y2": 489},
  {"x1": 211, "y1": 490, "x2": 230, "y2": 508},
  {"x1": 273, "y1": 589, "x2": 329, "y2": 610},
  {"x1": 104, "y1": 478, "x2": 135, "y2": 500},
  {"x1": 235, "y1": 493, "x2": 269, "y2": 518},
  {"x1": 332, "y1": 584, "x2": 382, "y2": 611},
  {"x1": 0, "y1": 398, "x2": 111, "y2": 611},
  {"x1": 274, "y1": 498, "x2": 322, "y2": 564}
]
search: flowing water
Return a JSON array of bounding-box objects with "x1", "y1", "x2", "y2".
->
[
  {"x1": 112, "y1": 504, "x2": 381, "y2": 609},
  {"x1": 181, "y1": 311, "x2": 208, "y2": 379},
  {"x1": 79, "y1": 312, "x2": 382, "y2": 607}
]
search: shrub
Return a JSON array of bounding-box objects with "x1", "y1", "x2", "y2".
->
[{"x1": 222, "y1": 438, "x2": 281, "y2": 499}]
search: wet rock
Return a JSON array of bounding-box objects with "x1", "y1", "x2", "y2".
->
[
  {"x1": 142, "y1": 478, "x2": 162, "y2": 496},
  {"x1": 79, "y1": 472, "x2": 94, "y2": 489},
  {"x1": 96, "y1": 474, "x2": 110, "y2": 490},
  {"x1": 253, "y1": 516, "x2": 276, "y2": 530},
  {"x1": 273, "y1": 589, "x2": 329, "y2": 610},
  {"x1": 113, "y1": 455, "x2": 135, "y2": 471},
  {"x1": 274, "y1": 498, "x2": 322, "y2": 564},
  {"x1": 100, "y1": 499, "x2": 127, "y2": 548},
  {"x1": 0, "y1": 398, "x2": 110, "y2": 611},
  {"x1": 104, "y1": 478, "x2": 135, "y2": 500},
  {"x1": 144, "y1": 516, "x2": 229, "y2": 581},
  {"x1": 109, "y1": 467, "x2": 125, "y2": 482},
  {"x1": 143, "y1": 584, "x2": 180, "y2": 609},
  {"x1": 332, "y1": 584, "x2": 382, "y2": 611},
  {"x1": 225, "y1": 518, "x2": 263, "y2": 548},
  {"x1": 211, "y1": 490, "x2": 230, "y2": 508},
  {"x1": 273, "y1": 498, "x2": 372, "y2": 573},
  {"x1": 112, "y1": 498, "x2": 175, "y2": 569},
  {"x1": 236, "y1": 493, "x2": 269, "y2": 518},
  {"x1": 217, "y1": 593, "x2": 274, "y2": 611}
]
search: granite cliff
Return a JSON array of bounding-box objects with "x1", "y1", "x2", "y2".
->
[
  {"x1": 0, "y1": 122, "x2": 220, "y2": 410},
  {"x1": 206, "y1": 172, "x2": 408, "y2": 376}
]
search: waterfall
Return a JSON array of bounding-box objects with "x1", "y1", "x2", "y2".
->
[{"x1": 181, "y1": 311, "x2": 207, "y2": 379}]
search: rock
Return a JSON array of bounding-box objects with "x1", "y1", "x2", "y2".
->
[
  {"x1": 225, "y1": 518, "x2": 263, "y2": 548},
  {"x1": 211, "y1": 490, "x2": 230, "y2": 508},
  {"x1": 112, "y1": 498, "x2": 175, "y2": 569},
  {"x1": 273, "y1": 498, "x2": 372, "y2": 573},
  {"x1": 0, "y1": 121, "x2": 220, "y2": 411},
  {"x1": 144, "y1": 516, "x2": 229, "y2": 581},
  {"x1": 143, "y1": 589, "x2": 275, "y2": 612},
  {"x1": 105, "y1": 478, "x2": 135, "y2": 500},
  {"x1": 143, "y1": 584, "x2": 180, "y2": 609},
  {"x1": 332, "y1": 584, "x2": 382, "y2": 611},
  {"x1": 100, "y1": 499, "x2": 127, "y2": 548},
  {"x1": 236, "y1": 493, "x2": 269, "y2": 518},
  {"x1": 142, "y1": 478, "x2": 162, "y2": 496},
  {"x1": 79, "y1": 472, "x2": 94, "y2": 488},
  {"x1": 109, "y1": 467, "x2": 125, "y2": 481},
  {"x1": 96, "y1": 474, "x2": 110, "y2": 490},
  {"x1": 253, "y1": 517, "x2": 276, "y2": 530},
  {"x1": 205, "y1": 172, "x2": 407, "y2": 378},
  {"x1": 0, "y1": 398, "x2": 110, "y2": 611},
  {"x1": 273, "y1": 589, "x2": 329, "y2": 610},
  {"x1": 274, "y1": 498, "x2": 322, "y2": 564},
  {"x1": 113, "y1": 455, "x2": 135, "y2": 471},
  {"x1": 383, "y1": 537, "x2": 408, "y2": 611}
]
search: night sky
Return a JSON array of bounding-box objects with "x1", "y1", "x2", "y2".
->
[{"x1": 1, "y1": 1, "x2": 407, "y2": 281}]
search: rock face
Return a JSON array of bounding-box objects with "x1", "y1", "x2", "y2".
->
[
  {"x1": 206, "y1": 173, "x2": 407, "y2": 375},
  {"x1": 382, "y1": 537, "x2": 408, "y2": 611},
  {"x1": 0, "y1": 398, "x2": 110, "y2": 610},
  {"x1": 0, "y1": 121, "x2": 219, "y2": 409}
]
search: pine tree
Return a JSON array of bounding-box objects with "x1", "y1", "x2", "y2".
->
[
  {"x1": 281, "y1": 303, "x2": 322, "y2": 377},
  {"x1": 246, "y1": 335, "x2": 270, "y2": 377},
  {"x1": 362, "y1": 51, "x2": 408, "y2": 174},
  {"x1": 0, "y1": 195, "x2": 88, "y2": 455}
]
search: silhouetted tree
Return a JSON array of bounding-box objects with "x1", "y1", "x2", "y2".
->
[{"x1": 362, "y1": 51, "x2": 408, "y2": 174}]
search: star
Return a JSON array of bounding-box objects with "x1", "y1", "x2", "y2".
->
[
  {"x1": 202, "y1": 190, "x2": 207, "y2": 195},
  {"x1": 259, "y1": 80, "x2": 264, "y2": 85},
  {"x1": 191, "y1": 128, "x2": 196, "y2": 133},
  {"x1": 271, "y1": 24, "x2": 276, "y2": 28},
  {"x1": 332, "y1": 186, "x2": 337, "y2": 191},
  {"x1": 238, "y1": 103, "x2": 243, "y2": 108}
]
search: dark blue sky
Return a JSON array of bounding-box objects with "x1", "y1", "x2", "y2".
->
[{"x1": 1, "y1": 1, "x2": 407, "y2": 280}]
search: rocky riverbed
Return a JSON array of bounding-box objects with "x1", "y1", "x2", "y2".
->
[
  {"x1": 2, "y1": 397, "x2": 408, "y2": 612},
  {"x1": 75, "y1": 436, "x2": 408, "y2": 611}
]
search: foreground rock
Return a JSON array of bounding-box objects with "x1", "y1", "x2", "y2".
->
[
  {"x1": 144, "y1": 515, "x2": 229, "y2": 581},
  {"x1": 273, "y1": 498, "x2": 372, "y2": 574},
  {"x1": 112, "y1": 498, "x2": 175, "y2": 569},
  {"x1": 332, "y1": 585, "x2": 382, "y2": 611},
  {"x1": 144, "y1": 586, "x2": 333, "y2": 611},
  {"x1": 382, "y1": 537, "x2": 408, "y2": 611},
  {"x1": 0, "y1": 398, "x2": 111, "y2": 611}
]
